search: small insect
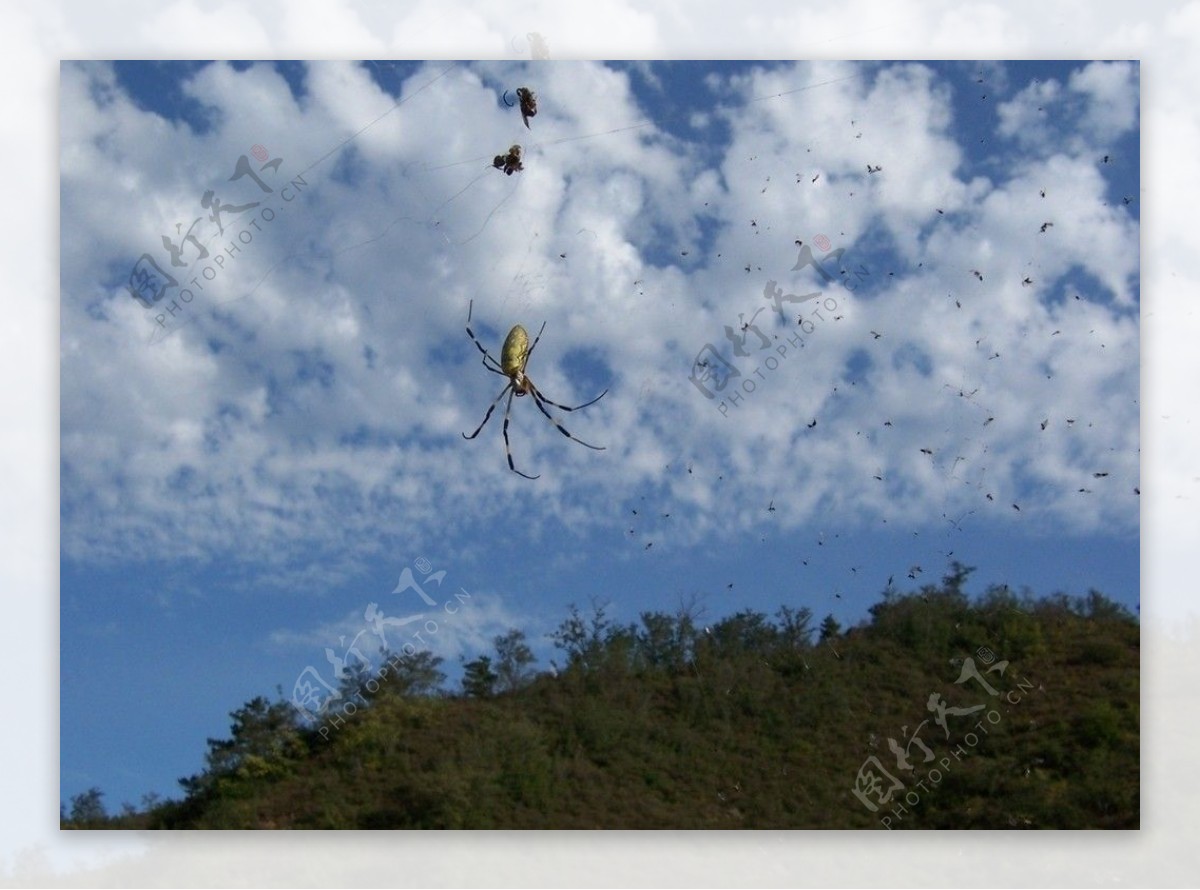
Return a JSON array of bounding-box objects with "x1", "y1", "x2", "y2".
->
[
  {"x1": 462, "y1": 300, "x2": 607, "y2": 479},
  {"x1": 515, "y1": 87, "x2": 538, "y2": 128},
  {"x1": 492, "y1": 144, "x2": 524, "y2": 175}
]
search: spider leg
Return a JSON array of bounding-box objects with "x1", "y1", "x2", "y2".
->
[
  {"x1": 526, "y1": 380, "x2": 606, "y2": 451},
  {"x1": 480, "y1": 357, "x2": 508, "y2": 378},
  {"x1": 465, "y1": 300, "x2": 506, "y2": 374},
  {"x1": 532, "y1": 386, "x2": 608, "y2": 412},
  {"x1": 501, "y1": 388, "x2": 540, "y2": 479},
  {"x1": 522, "y1": 320, "x2": 549, "y2": 367},
  {"x1": 463, "y1": 382, "x2": 513, "y2": 440}
]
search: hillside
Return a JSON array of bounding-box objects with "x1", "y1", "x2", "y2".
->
[{"x1": 64, "y1": 565, "x2": 1139, "y2": 829}]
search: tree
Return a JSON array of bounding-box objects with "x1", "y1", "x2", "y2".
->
[
  {"x1": 705, "y1": 609, "x2": 778, "y2": 656},
  {"x1": 462, "y1": 655, "x2": 499, "y2": 698},
  {"x1": 550, "y1": 600, "x2": 613, "y2": 671},
  {"x1": 776, "y1": 605, "x2": 814, "y2": 649},
  {"x1": 381, "y1": 650, "x2": 447, "y2": 697},
  {"x1": 636, "y1": 611, "x2": 691, "y2": 671},
  {"x1": 337, "y1": 657, "x2": 385, "y2": 704},
  {"x1": 941, "y1": 560, "x2": 977, "y2": 597},
  {"x1": 818, "y1": 613, "x2": 842, "y2": 642},
  {"x1": 494, "y1": 629, "x2": 536, "y2": 692},
  {"x1": 178, "y1": 696, "x2": 307, "y2": 797},
  {"x1": 67, "y1": 787, "x2": 107, "y2": 825},
  {"x1": 1079, "y1": 589, "x2": 1135, "y2": 622}
]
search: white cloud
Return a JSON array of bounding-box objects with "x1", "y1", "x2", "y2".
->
[
  {"x1": 997, "y1": 60, "x2": 1139, "y2": 155},
  {"x1": 60, "y1": 60, "x2": 1139, "y2": 587},
  {"x1": 1069, "y1": 60, "x2": 1139, "y2": 139}
]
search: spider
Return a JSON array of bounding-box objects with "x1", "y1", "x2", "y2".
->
[{"x1": 462, "y1": 300, "x2": 607, "y2": 479}]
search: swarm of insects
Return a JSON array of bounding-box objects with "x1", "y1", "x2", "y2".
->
[
  {"x1": 462, "y1": 300, "x2": 607, "y2": 479},
  {"x1": 492, "y1": 144, "x2": 523, "y2": 175}
]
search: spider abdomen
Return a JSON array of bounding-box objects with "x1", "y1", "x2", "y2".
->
[{"x1": 501, "y1": 325, "x2": 530, "y2": 377}]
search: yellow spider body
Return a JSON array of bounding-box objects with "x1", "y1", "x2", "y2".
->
[{"x1": 501, "y1": 324, "x2": 531, "y2": 390}]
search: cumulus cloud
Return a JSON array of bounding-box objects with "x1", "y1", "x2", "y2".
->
[{"x1": 61, "y1": 60, "x2": 1139, "y2": 590}]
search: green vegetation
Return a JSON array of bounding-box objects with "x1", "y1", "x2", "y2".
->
[{"x1": 64, "y1": 564, "x2": 1138, "y2": 829}]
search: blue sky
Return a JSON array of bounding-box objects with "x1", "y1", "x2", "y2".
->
[{"x1": 59, "y1": 59, "x2": 1140, "y2": 815}]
